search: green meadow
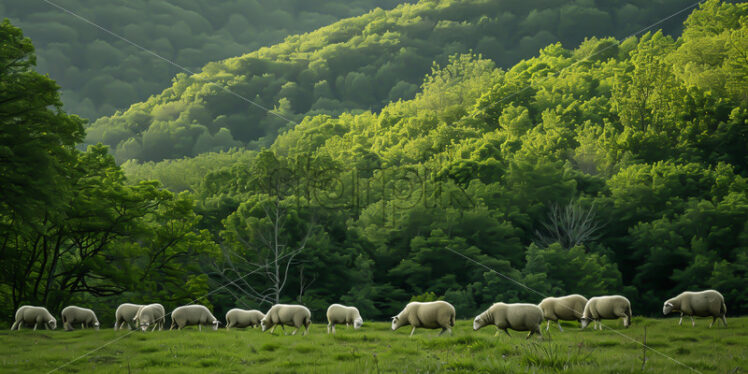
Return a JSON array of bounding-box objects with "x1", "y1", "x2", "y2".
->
[{"x1": 1, "y1": 317, "x2": 745, "y2": 373}]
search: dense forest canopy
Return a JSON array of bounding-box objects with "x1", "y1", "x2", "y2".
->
[
  {"x1": 3, "y1": 0, "x2": 408, "y2": 120},
  {"x1": 82, "y1": 0, "x2": 701, "y2": 163},
  {"x1": 1, "y1": 0, "x2": 746, "y2": 326}
]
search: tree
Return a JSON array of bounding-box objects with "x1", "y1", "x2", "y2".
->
[
  {"x1": 534, "y1": 201, "x2": 604, "y2": 249},
  {"x1": 0, "y1": 19, "x2": 84, "y2": 221}
]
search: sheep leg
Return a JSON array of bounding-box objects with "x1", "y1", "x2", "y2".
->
[
  {"x1": 33, "y1": 321, "x2": 39, "y2": 331},
  {"x1": 503, "y1": 329, "x2": 511, "y2": 337},
  {"x1": 409, "y1": 326, "x2": 416, "y2": 337},
  {"x1": 678, "y1": 313, "x2": 683, "y2": 326},
  {"x1": 690, "y1": 316, "x2": 695, "y2": 327},
  {"x1": 439, "y1": 328, "x2": 447, "y2": 336},
  {"x1": 17, "y1": 322, "x2": 22, "y2": 331},
  {"x1": 11, "y1": 321, "x2": 19, "y2": 331},
  {"x1": 291, "y1": 328, "x2": 298, "y2": 336},
  {"x1": 304, "y1": 325, "x2": 309, "y2": 336},
  {"x1": 81, "y1": 323, "x2": 85, "y2": 329},
  {"x1": 332, "y1": 324, "x2": 336, "y2": 334},
  {"x1": 720, "y1": 316, "x2": 727, "y2": 327},
  {"x1": 557, "y1": 321, "x2": 564, "y2": 332},
  {"x1": 545, "y1": 320, "x2": 551, "y2": 332},
  {"x1": 525, "y1": 331, "x2": 533, "y2": 339},
  {"x1": 270, "y1": 325, "x2": 277, "y2": 334},
  {"x1": 709, "y1": 317, "x2": 715, "y2": 328},
  {"x1": 199, "y1": 324, "x2": 202, "y2": 332}
]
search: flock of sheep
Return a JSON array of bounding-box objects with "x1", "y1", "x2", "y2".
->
[{"x1": 9, "y1": 290, "x2": 728, "y2": 339}]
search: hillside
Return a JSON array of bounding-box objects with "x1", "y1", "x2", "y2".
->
[
  {"x1": 87, "y1": 0, "x2": 698, "y2": 162},
  {"x1": 3, "y1": 0, "x2": 408, "y2": 120}
]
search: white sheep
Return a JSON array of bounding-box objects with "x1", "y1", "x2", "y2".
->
[
  {"x1": 10, "y1": 306, "x2": 57, "y2": 331},
  {"x1": 114, "y1": 303, "x2": 143, "y2": 331},
  {"x1": 260, "y1": 304, "x2": 312, "y2": 336},
  {"x1": 170, "y1": 305, "x2": 220, "y2": 331},
  {"x1": 225, "y1": 308, "x2": 265, "y2": 330},
  {"x1": 391, "y1": 301, "x2": 455, "y2": 337},
  {"x1": 133, "y1": 303, "x2": 166, "y2": 332},
  {"x1": 581, "y1": 295, "x2": 632, "y2": 330},
  {"x1": 663, "y1": 290, "x2": 727, "y2": 327},
  {"x1": 61, "y1": 306, "x2": 100, "y2": 331},
  {"x1": 473, "y1": 302, "x2": 543, "y2": 339},
  {"x1": 538, "y1": 294, "x2": 588, "y2": 332},
  {"x1": 326, "y1": 303, "x2": 363, "y2": 334}
]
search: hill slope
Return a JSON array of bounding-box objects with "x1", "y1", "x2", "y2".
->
[
  {"x1": 88, "y1": 0, "x2": 697, "y2": 162},
  {"x1": 3, "y1": 0, "x2": 408, "y2": 120}
]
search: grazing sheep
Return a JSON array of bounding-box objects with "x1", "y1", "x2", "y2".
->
[
  {"x1": 133, "y1": 303, "x2": 166, "y2": 332},
  {"x1": 581, "y1": 295, "x2": 632, "y2": 330},
  {"x1": 473, "y1": 303, "x2": 543, "y2": 339},
  {"x1": 260, "y1": 304, "x2": 312, "y2": 336},
  {"x1": 61, "y1": 306, "x2": 100, "y2": 331},
  {"x1": 663, "y1": 290, "x2": 727, "y2": 328},
  {"x1": 10, "y1": 306, "x2": 57, "y2": 331},
  {"x1": 391, "y1": 301, "x2": 455, "y2": 337},
  {"x1": 326, "y1": 304, "x2": 363, "y2": 334},
  {"x1": 225, "y1": 308, "x2": 265, "y2": 330},
  {"x1": 170, "y1": 305, "x2": 220, "y2": 331},
  {"x1": 115, "y1": 303, "x2": 143, "y2": 331},
  {"x1": 538, "y1": 294, "x2": 588, "y2": 332}
]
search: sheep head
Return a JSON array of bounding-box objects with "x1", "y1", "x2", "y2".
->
[
  {"x1": 662, "y1": 302, "x2": 675, "y2": 315},
  {"x1": 580, "y1": 317, "x2": 591, "y2": 329},
  {"x1": 353, "y1": 317, "x2": 363, "y2": 329},
  {"x1": 473, "y1": 315, "x2": 486, "y2": 331},
  {"x1": 391, "y1": 315, "x2": 406, "y2": 330}
]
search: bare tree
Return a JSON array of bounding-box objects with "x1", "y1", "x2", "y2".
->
[
  {"x1": 214, "y1": 197, "x2": 315, "y2": 306},
  {"x1": 534, "y1": 201, "x2": 604, "y2": 249}
]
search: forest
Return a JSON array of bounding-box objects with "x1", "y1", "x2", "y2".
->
[
  {"x1": 1, "y1": 0, "x2": 746, "y2": 328},
  {"x1": 3, "y1": 0, "x2": 408, "y2": 120},
  {"x1": 76, "y1": 0, "x2": 702, "y2": 163}
]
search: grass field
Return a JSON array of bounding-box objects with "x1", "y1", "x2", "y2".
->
[{"x1": 1, "y1": 317, "x2": 746, "y2": 373}]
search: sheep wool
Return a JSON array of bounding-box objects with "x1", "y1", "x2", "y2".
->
[
  {"x1": 473, "y1": 302, "x2": 543, "y2": 339},
  {"x1": 115, "y1": 303, "x2": 144, "y2": 331},
  {"x1": 391, "y1": 301, "x2": 455, "y2": 337},
  {"x1": 581, "y1": 295, "x2": 632, "y2": 330},
  {"x1": 663, "y1": 290, "x2": 727, "y2": 328},
  {"x1": 134, "y1": 303, "x2": 166, "y2": 332},
  {"x1": 225, "y1": 308, "x2": 265, "y2": 330},
  {"x1": 538, "y1": 294, "x2": 588, "y2": 332},
  {"x1": 11, "y1": 306, "x2": 57, "y2": 331},
  {"x1": 326, "y1": 304, "x2": 363, "y2": 334},
  {"x1": 61, "y1": 306, "x2": 100, "y2": 331},
  {"x1": 261, "y1": 304, "x2": 312, "y2": 336},
  {"x1": 170, "y1": 305, "x2": 220, "y2": 331}
]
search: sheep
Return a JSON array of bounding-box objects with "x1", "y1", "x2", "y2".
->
[
  {"x1": 326, "y1": 303, "x2": 363, "y2": 334},
  {"x1": 260, "y1": 304, "x2": 312, "y2": 336},
  {"x1": 170, "y1": 305, "x2": 220, "y2": 331},
  {"x1": 133, "y1": 303, "x2": 166, "y2": 332},
  {"x1": 225, "y1": 308, "x2": 265, "y2": 330},
  {"x1": 538, "y1": 294, "x2": 588, "y2": 332},
  {"x1": 114, "y1": 303, "x2": 143, "y2": 330},
  {"x1": 663, "y1": 290, "x2": 727, "y2": 328},
  {"x1": 580, "y1": 295, "x2": 632, "y2": 330},
  {"x1": 10, "y1": 306, "x2": 57, "y2": 331},
  {"x1": 473, "y1": 303, "x2": 543, "y2": 339},
  {"x1": 391, "y1": 301, "x2": 455, "y2": 337},
  {"x1": 61, "y1": 306, "x2": 100, "y2": 331}
]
